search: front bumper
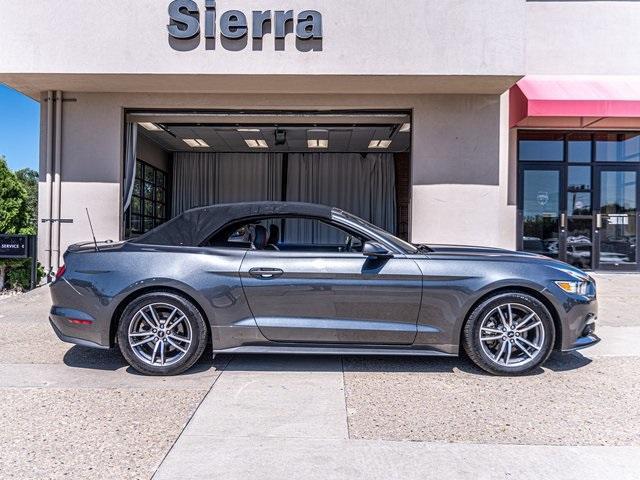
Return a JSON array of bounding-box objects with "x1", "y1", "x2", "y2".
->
[
  {"x1": 546, "y1": 283, "x2": 600, "y2": 352},
  {"x1": 567, "y1": 333, "x2": 601, "y2": 351}
]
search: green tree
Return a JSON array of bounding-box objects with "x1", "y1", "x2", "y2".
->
[
  {"x1": 0, "y1": 156, "x2": 36, "y2": 289},
  {"x1": 15, "y1": 167, "x2": 38, "y2": 231}
]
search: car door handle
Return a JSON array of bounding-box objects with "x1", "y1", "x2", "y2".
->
[{"x1": 249, "y1": 268, "x2": 284, "y2": 279}]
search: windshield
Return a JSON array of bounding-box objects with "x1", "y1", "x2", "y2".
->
[{"x1": 333, "y1": 210, "x2": 418, "y2": 254}]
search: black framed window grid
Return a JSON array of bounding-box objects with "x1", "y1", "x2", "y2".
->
[
  {"x1": 126, "y1": 160, "x2": 168, "y2": 237},
  {"x1": 518, "y1": 130, "x2": 640, "y2": 164}
]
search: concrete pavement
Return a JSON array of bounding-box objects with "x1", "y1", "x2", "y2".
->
[
  {"x1": 1, "y1": 273, "x2": 639, "y2": 479},
  {"x1": 154, "y1": 273, "x2": 640, "y2": 479},
  {"x1": 0, "y1": 287, "x2": 225, "y2": 479}
]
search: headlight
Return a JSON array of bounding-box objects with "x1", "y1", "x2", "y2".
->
[{"x1": 555, "y1": 280, "x2": 590, "y2": 295}]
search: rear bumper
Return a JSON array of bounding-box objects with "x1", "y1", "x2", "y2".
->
[
  {"x1": 49, "y1": 318, "x2": 110, "y2": 350},
  {"x1": 49, "y1": 279, "x2": 113, "y2": 349}
]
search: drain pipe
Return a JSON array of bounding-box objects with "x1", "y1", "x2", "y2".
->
[
  {"x1": 44, "y1": 91, "x2": 54, "y2": 278},
  {"x1": 52, "y1": 91, "x2": 63, "y2": 272}
]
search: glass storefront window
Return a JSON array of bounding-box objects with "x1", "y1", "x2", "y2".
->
[
  {"x1": 519, "y1": 131, "x2": 640, "y2": 270},
  {"x1": 522, "y1": 169, "x2": 560, "y2": 258},
  {"x1": 567, "y1": 132, "x2": 592, "y2": 163},
  {"x1": 568, "y1": 166, "x2": 591, "y2": 191},
  {"x1": 568, "y1": 192, "x2": 591, "y2": 216},
  {"x1": 567, "y1": 218, "x2": 592, "y2": 270},
  {"x1": 595, "y1": 133, "x2": 640, "y2": 162},
  {"x1": 518, "y1": 131, "x2": 564, "y2": 161}
]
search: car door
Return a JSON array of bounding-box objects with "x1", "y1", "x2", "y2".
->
[{"x1": 239, "y1": 217, "x2": 422, "y2": 345}]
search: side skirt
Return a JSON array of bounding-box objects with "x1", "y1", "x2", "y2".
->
[{"x1": 212, "y1": 345, "x2": 457, "y2": 357}]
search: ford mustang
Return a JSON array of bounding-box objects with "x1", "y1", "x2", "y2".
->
[{"x1": 49, "y1": 202, "x2": 599, "y2": 376}]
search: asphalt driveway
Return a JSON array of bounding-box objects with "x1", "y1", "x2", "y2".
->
[{"x1": 1, "y1": 273, "x2": 639, "y2": 479}]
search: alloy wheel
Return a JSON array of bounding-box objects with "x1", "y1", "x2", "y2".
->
[
  {"x1": 127, "y1": 303, "x2": 193, "y2": 367},
  {"x1": 478, "y1": 302, "x2": 545, "y2": 368}
]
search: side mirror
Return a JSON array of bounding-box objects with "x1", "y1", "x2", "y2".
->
[{"x1": 362, "y1": 241, "x2": 393, "y2": 259}]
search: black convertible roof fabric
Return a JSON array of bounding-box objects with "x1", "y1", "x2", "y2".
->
[{"x1": 130, "y1": 202, "x2": 335, "y2": 246}]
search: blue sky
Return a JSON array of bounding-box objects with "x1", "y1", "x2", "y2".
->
[{"x1": 0, "y1": 84, "x2": 40, "y2": 171}]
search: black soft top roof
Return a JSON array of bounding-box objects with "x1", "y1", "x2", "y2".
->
[{"x1": 130, "y1": 202, "x2": 335, "y2": 246}]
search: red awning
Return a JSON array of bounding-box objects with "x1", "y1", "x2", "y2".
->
[{"x1": 510, "y1": 76, "x2": 640, "y2": 128}]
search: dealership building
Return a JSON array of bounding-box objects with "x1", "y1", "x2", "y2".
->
[{"x1": 1, "y1": 0, "x2": 640, "y2": 273}]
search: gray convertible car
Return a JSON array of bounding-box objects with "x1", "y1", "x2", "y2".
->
[{"x1": 49, "y1": 202, "x2": 599, "y2": 376}]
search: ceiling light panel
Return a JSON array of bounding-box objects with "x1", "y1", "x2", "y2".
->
[
  {"x1": 307, "y1": 139, "x2": 329, "y2": 149},
  {"x1": 245, "y1": 139, "x2": 269, "y2": 148},
  {"x1": 183, "y1": 138, "x2": 209, "y2": 148},
  {"x1": 399, "y1": 123, "x2": 411, "y2": 133},
  {"x1": 368, "y1": 140, "x2": 392, "y2": 149},
  {"x1": 139, "y1": 122, "x2": 162, "y2": 131}
]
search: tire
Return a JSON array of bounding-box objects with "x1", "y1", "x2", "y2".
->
[
  {"x1": 117, "y1": 291, "x2": 208, "y2": 376},
  {"x1": 462, "y1": 292, "x2": 555, "y2": 376}
]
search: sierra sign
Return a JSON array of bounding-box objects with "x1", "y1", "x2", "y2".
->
[{"x1": 167, "y1": 0, "x2": 322, "y2": 48}]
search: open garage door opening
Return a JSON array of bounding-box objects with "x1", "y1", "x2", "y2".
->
[{"x1": 123, "y1": 110, "x2": 412, "y2": 241}]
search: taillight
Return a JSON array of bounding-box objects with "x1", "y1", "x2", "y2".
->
[{"x1": 55, "y1": 265, "x2": 66, "y2": 280}]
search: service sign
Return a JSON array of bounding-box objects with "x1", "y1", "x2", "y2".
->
[{"x1": 0, "y1": 235, "x2": 28, "y2": 259}]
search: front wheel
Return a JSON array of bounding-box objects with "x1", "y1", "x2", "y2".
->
[
  {"x1": 117, "y1": 292, "x2": 208, "y2": 376},
  {"x1": 462, "y1": 292, "x2": 555, "y2": 375}
]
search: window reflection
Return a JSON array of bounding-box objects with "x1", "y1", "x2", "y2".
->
[
  {"x1": 568, "y1": 166, "x2": 591, "y2": 191},
  {"x1": 599, "y1": 171, "x2": 637, "y2": 266},
  {"x1": 519, "y1": 132, "x2": 564, "y2": 162},
  {"x1": 568, "y1": 192, "x2": 591, "y2": 216},
  {"x1": 565, "y1": 218, "x2": 592, "y2": 269},
  {"x1": 522, "y1": 170, "x2": 560, "y2": 258},
  {"x1": 595, "y1": 133, "x2": 640, "y2": 163},
  {"x1": 567, "y1": 132, "x2": 592, "y2": 163}
]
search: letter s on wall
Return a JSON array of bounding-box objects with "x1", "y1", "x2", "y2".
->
[{"x1": 168, "y1": 0, "x2": 201, "y2": 39}]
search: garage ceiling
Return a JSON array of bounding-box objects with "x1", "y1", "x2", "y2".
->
[{"x1": 139, "y1": 124, "x2": 410, "y2": 153}]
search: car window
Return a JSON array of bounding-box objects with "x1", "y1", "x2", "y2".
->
[{"x1": 207, "y1": 216, "x2": 365, "y2": 253}]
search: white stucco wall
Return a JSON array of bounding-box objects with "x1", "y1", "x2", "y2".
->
[
  {"x1": 526, "y1": 0, "x2": 640, "y2": 75},
  {"x1": 37, "y1": 91, "x2": 514, "y2": 264},
  {"x1": 0, "y1": 0, "x2": 525, "y2": 77}
]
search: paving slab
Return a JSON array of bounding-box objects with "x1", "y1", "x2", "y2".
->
[
  {"x1": 153, "y1": 436, "x2": 640, "y2": 480},
  {"x1": 0, "y1": 387, "x2": 208, "y2": 480},
  {"x1": 584, "y1": 326, "x2": 640, "y2": 357},
  {"x1": 0, "y1": 362, "x2": 221, "y2": 389},
  {"x1": 179, "y1": 354, "x2": 348, "y2": 439},
  {"x1": 591, "y1": 273, "x2": 640, "y2": 327},
  {"x1": 343, "y1": 354, "x2": 640, "y2": 446}
]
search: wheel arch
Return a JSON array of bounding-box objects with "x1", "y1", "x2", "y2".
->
[
  {"x1": 459, "y1": 286, "x2": 562, "y2": 351},
  {"x1": 109, "y1": 285, "x2": 212, "y2": 348}
]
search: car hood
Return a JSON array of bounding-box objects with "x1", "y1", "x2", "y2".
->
[
  {"x1": 417, "y1": 244, "x2": 591, "y2": 279},
  {"x1": 422, "y1": 244, "x2": 537, "y2": 258}
]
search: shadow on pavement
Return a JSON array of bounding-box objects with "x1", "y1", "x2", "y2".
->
[
  {"x1": 62, "y1": 344, "x2": 219, "y2": 376},
  {"x1": 220, "y1": 351, "x2": 592, "y2": 376},
  {"x1": 62, "y1": 346, "x2": 592, "y2": 377}
]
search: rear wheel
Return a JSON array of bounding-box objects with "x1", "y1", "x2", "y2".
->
[
  {"x1": 463, "y1": 292, "x2": 555, "y2": 376},
  {"x1": 117, "y1": 292, "x2": 207, "y2": 376}
]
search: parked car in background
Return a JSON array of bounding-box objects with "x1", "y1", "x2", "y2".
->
[{"x1": 49, "y1": 202, "x2": 599, "y2": 376}]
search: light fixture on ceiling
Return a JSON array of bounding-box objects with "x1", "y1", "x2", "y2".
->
[
  {"x1": 139, "y1": 122, "x2": 162, "y2": 131},
  {"x1": 368, "y1": 140, "x2": 392, "y2": 149},
  {"x1": 237, "y1": 128, "x2": 261, "y2": 133},
  {"x1": 245, "y1": 139, "x2": 268, "y2": 148},
  {"x1": 307, "y1": 129, "x2": 329, "y2": 149},
  {"x1": 399, "y1": 123, "x2": 411, "y2": 133},
  {"x1": 183, "y1": 138, "x2": 209, "y2": 148},
  {"x1": 307, "y1": 139, "x2": 329, "y2": 149}
]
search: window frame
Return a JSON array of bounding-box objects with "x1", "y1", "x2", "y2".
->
[
  {"x1": 126, "y1": 160, "x2": 168, "y2": 238},
  {"x1": 203, "y1": 214, "x2": 375, "y2": 253}
]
